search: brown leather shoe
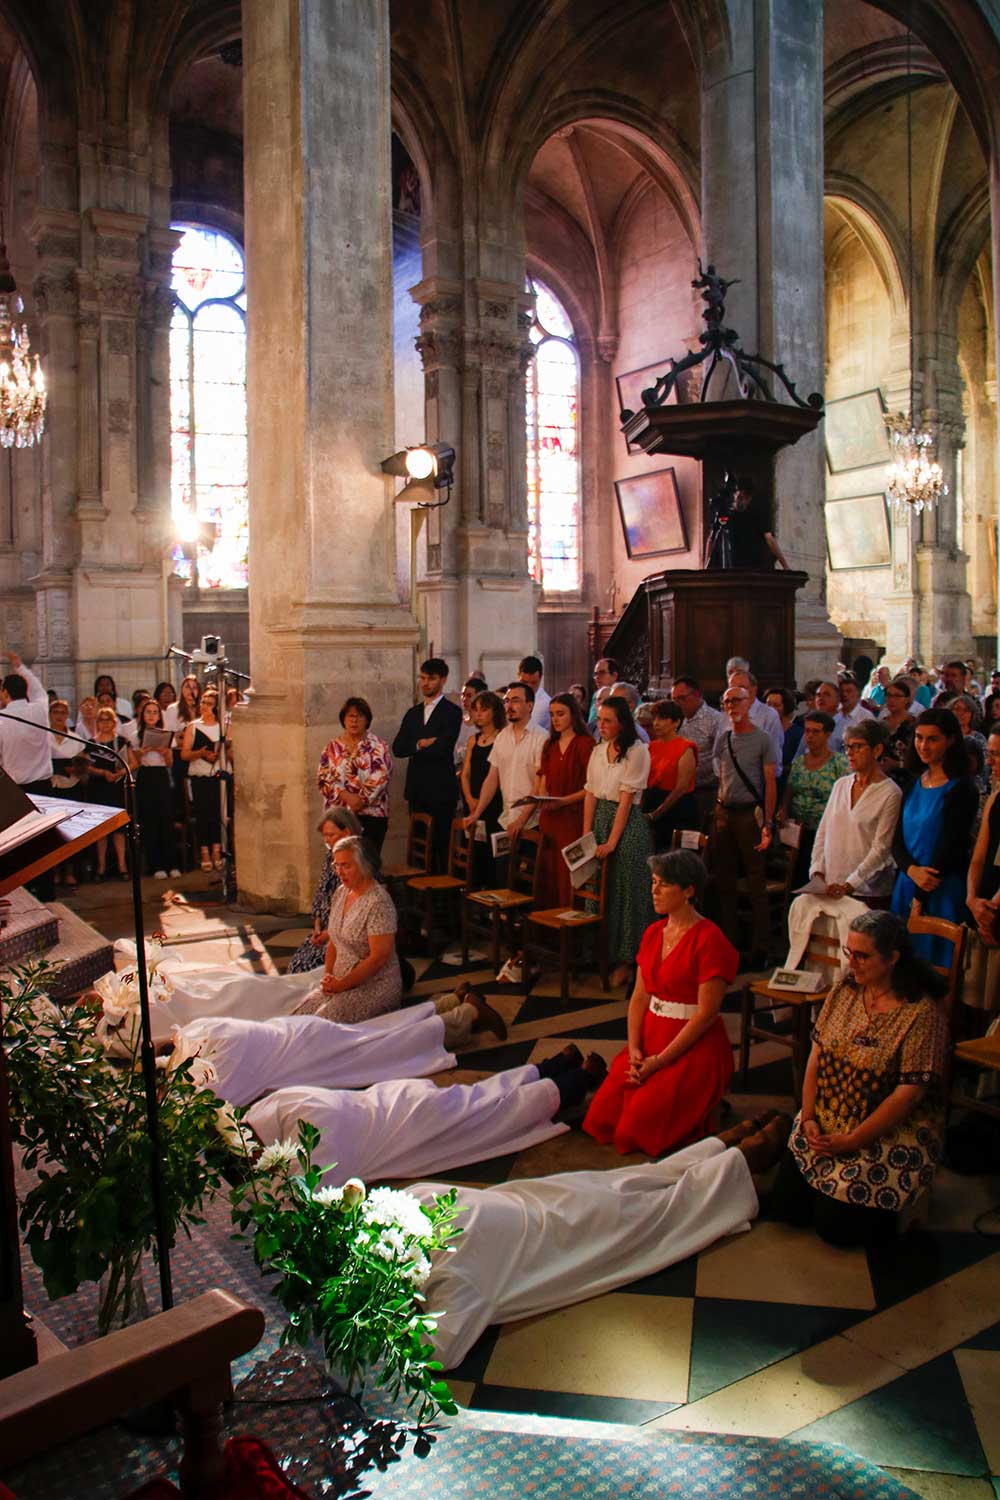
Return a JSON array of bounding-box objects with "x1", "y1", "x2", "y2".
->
[
  {"x1": 737, "y1": 1114, "x2": 793, "y2": 1173},
  {"x1": 464, "y1": 988, "x2": 508, "y2": 1041},
  {"x1": 717, "y1": 1118, "x2": 761, "y2": 1149}
]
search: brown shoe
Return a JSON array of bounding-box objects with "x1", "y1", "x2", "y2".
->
[
  {"x1": 717, "y1": 1118, "x2": 761, "y2": 1149},
  {"x1": 465, "y1": 988, "x2": 508, "y2": 1041},
  {"x1": 737, "y1": 1114, "x2": 793, "y2": 1173},
  {"x1": 582, "y1": 1051, "x2": 608, "y2": 1088}
]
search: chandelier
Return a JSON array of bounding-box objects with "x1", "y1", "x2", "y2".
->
[
  {"x1": 0, "y1": 225, "x2": 46, "y2": 449},
  {"x1": 884, "y1": 12, "x2": 946, "y2": 516}
]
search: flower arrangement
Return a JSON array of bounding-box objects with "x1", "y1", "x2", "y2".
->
[
  {"x1": 230, "y1": 1120, "x2": 464, "y2": 1427},
  {"x1": 3, "y1": 962, "x2": 234, "y2": 1334}
]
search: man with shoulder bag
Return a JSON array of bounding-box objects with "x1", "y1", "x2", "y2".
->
[{"x1": 709, "y1": 684, "x2": 777, "y2": 967}]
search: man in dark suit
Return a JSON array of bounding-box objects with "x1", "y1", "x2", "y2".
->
[{"x1": 392, "y1": 657, "x2": 463, "y2": 871}]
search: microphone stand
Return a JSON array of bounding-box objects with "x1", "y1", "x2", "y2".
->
[{"x1": 1, "y1": 713, "x2": 173, "y2": 1315}]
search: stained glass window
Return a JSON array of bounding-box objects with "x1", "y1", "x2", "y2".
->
[
  {"x1": 169, "y1": 225, "x2": 248, "y2": 590},
  {"x1": 525, "y1": 278, "x2": 580, "y2": 593}
]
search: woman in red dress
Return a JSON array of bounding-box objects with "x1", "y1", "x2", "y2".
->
[
  {"x1": 531, "y1": 692, "x2": 596, "y2": 907},
  {"x1": 583, "y1": 848, "x2": 737, "y2": 1156}
]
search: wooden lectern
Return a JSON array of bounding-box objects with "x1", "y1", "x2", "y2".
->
[{"x1": 602, "y1": 569, "x2": 808, "y2": 701}]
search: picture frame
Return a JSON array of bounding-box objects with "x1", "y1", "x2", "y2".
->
[
  {"x1": 617, "y1": 361, "x2": 671, "y2": 454},
  {"x1": 614, "y1": 468, "x2": 688, "y2": 560},
  {"x1": 824, "y1": 389, "x2": 891, "y2": 473},
  {"x1": 824, "y1": 494, "x2": 892, "y2": 571}
]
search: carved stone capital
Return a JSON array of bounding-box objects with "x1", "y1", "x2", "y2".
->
[
  {"x1": 107, "y1": 397, "x2": 132, "y2": 433},
  {"x1": 33, "y1": 270, "x2": 78, "y2": 317},
  {"x1": 106, "y1": 320, "x2": 133, "y2": 355},
  {"x1": 96, "y1": 272, "x2": 142, "y2": 317},
  {"x1": 415, "y1": 327, "x2": 464, "y2": 370},
  {"x1": 419, "y1": 296, "x2": 462, "y2": 323},
  {"x1": 596, "y1": 334, "x2": 619, "y2": 364}
]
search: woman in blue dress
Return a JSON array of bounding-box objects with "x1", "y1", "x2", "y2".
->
[{"x1": 891, "y1": 709, "x2": 978, "y2": 964}]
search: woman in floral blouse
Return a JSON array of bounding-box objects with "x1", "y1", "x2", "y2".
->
[
  {"x1": 317, "y1": 696, "x2": 393, "y2": 852},
  {"x1": 773, "y1": 910, "x2": 948, "y2": 1248},
  {"x1": 779, "y1": 710, "x2": 847, "y2": 886}
]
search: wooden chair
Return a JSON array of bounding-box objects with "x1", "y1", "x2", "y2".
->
[
  {"x1": 382, "y1": 811, "x2": 433, "y2": 881},
  {"x1": 406, "y1": 819, "x2": 471, "y2": 958},
  {"x1": 950, "y1": 1029, "x2": 1000, "y2": 1123},
  {"x1": 734, "y1": 823, "x2": 800, "y2": 952},
  {"x1": 738, "y1": 927, "x2": 841, "y2": 1097},
  {"x1": 0, "y1": 1289, "x2": 264, "y2": 1486},
  {"x1": 462, "y1": 830, "x2": 540, "y2": 974},
  {"x1": 670, "y1": 829, "x2": 709, "y2": 855},
  {"x1": 906, "y1": 902, "x2": 968, "y2": 1017},
  {"x1": 523, "y1": 859, "x2": 609, "y2": 1006}
]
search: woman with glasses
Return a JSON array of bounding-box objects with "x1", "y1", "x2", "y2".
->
[
  {"x1": 890, "y1": 709, "x2": 978, "y2": 964},
  {"x1": 807, "y1": 719, "x2": 901, "y2": 902},
  {"x1": 286, "y1": 808, "x2": 363, "y2": 974},
  {"x1": 878, "y1": 678, "x2": 916, "y2": 780},
  {"x1": 772, "y1": 910, "x2": 948, "y2": 1247}
]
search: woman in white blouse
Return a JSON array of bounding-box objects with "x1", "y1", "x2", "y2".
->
[
  {"x1": 809, "y1": 719, "x2": 901, "y2": 900},
  {"x1": 583, "y1": 698, "x2": 656, "y2": 985}
]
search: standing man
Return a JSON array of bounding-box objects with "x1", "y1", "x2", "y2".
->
[
  {"x1": 588, "y1": 658, "x2": 622, "y2": 727},
  {"x1": 392, "y1": 657, "x2": 463, "y2": 872},
  {"x1": 518, "y1": 655, "x2": 551, "y2": 731},
  {"x1": 724, "y1": 669, "x2": 784, "y2": 779},
  {"x1": 932, "y1": 659, "x2": 972, "y2": 710},
  {"x1": 671, "y1": 676, "x2": 722, "y2": 829},
  {"x1": 792, "y1": 681, "x2": 847, "y2": 756},
  {"x1": 835, "y1": 673, "x2": 868, "y2": 736},
  {"x1": 0, "y1": 653, "x2": 54, "y2": 797},
  {"x1": 462, "y1": 682, "x2": 547, "y2": 873},
  {"x1": 710, "y1": 683, "x2": 777, "y2": 968}
]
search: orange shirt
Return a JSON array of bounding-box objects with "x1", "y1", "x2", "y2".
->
[{"x1": 647, "y1": 736, "x2": 698, "y2": 792}]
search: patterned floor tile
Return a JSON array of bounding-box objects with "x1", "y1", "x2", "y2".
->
[
  {"x1": 618, "y1": 1253, "x2": 700, "y2": 1300},
  {"x1": 695, "y1": 1219, "x2": 876, "y2": 1310},
  {"x1": 687, "y1": 1296, "x2": 866, "y2": 1402},
  {"x1": 866, "y1": 1233, "x2": 1000, "y2": 1311},
  {"x1": 454, "y1": 1039, "x2": 536, "y2": 1072},
  {"x1": 791, "y1": 1354, "x2": 988, "y2": 1477},
  {"x1": 954, "y1": 1349, "x2": 1000, "y2": 1473},
  {"x1": 843, "y1": 1254, "x2": 1000, "y2": 1370},
  {"x1": 882, "y1": 1470, "x2": 997, "y2": 1500},
  {"x1": 502, "y1": 1127, "x2": 643, "y2": 1181},
  {"x1": 470, "y1": 1385, "x2": 678, "y2": 1426},
  {"x1": 960, "y1": 1318, "x2": 1000, "y2": 1352},
  {"x1": 483, "y1": 1293, "x2": 693, "y2": 1402}
]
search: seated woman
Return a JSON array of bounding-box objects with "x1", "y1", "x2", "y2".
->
[
  {"x1": 809, "y1": 718, "x2": 901, "y2": 902},
  {"x1": 286, "y1": 808, "x2": 363, "y2": 974},
  {"x1": 295, "y1": 835, "x2": 403, "y2": 1023},
  {"x1": 643, "y1": 700, "x2": 697, "y2": 853},
  {"x1": 773, "y1": 910, "x2": 948, "y2": 1248},
  {"x1": 583, "y1": 849, "x2": 738, "y2": 1157}
]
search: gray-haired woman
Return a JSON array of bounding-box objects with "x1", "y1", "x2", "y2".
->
[
  {"x1": 295, "y1": 835, "x2": 402, "y2": 1024},
  {"x1": 287, "y1": 808, "x2": 364, "y2": 974},
  {"x1": 809, "y1": 718, "x2": 901, "y2": 900},
  {"x1": 583, "y1": 849, "x2": 739, "y2": 1157}
]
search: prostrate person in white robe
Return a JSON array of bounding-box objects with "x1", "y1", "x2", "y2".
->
[
  {"x1": 415, "y1": 1135, "x2": 761, "y2": 1368},
  {"x1": 245, "y1": 1046, "x2": 607, "y2": 1182}
]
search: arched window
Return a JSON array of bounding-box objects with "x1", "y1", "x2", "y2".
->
[
  {"x1": 169, "y1": 225, "x2": 248, "y2": 590},
  {"x1": 525, "y1": 278, "x2": 580, "y2": 593}
]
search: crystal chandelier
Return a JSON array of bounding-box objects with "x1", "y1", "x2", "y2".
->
[
  {"x1": 883, "y1": 14, "x2": 945, "y2": 516},
  {"x1": 0, "y1": 225, "x2": 46, "y2": 449}
]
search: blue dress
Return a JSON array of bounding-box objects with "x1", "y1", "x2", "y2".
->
[{"x1": 890, "y1": 779, "x2": 965, "y2": 964}]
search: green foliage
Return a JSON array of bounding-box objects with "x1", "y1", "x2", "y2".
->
[
  {"x1": 230, "y1": 1120, "x2": 464, "y2": 1427},
  {"x1": 3, "y1": 964, "x2": 229, "y2": 1329}
]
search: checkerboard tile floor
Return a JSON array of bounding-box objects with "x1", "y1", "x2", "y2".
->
[{"x1": 243, "y1": 926, "x2": 1000, "y2": 1499}]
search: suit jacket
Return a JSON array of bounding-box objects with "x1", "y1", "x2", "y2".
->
[{"x1": 392, "y1": 698, "x2": 463, "y2": 807}]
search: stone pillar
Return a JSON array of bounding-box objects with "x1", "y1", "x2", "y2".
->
[
  {"x1": 238, "y1": 0, "x2": 418, "y2": 911},
  {"x1": 411, "y1": 275, "x2": 538, "y2": 683},
  {"x1": 702, "y1": 0, "x2": 839, "y2": 681}
]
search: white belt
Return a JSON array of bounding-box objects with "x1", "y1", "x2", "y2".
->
[{"x1": 649, "y1": 997, "x2": 698, "y2": 1019}]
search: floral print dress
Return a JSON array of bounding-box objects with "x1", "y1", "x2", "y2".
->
[
  {"x1": 316, "y1": 733, "x2": 392, "y2": 819},
  {"x1": 788, "y1": 981, "x2": 948, "y2": 1212}
]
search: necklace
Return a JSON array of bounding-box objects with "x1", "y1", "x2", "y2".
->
[{"x1": 661, "y1": 914, "x2": 700, "y2": 957}]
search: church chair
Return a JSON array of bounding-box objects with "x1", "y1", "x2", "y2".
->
[
  {"x1": 734, "y1": 824, "x2": 799, "y2": 952},
  {"x1": 0, "y1": 1288, "x2": 265, "y2": 1487},
  {"x1": 405, "y1": 819, "x2": 471, "y2": 958},
  {"x1": 738, "y1": 928, "x2": 841, "y2": 1098},
  {"x1": 462, "y1": 830, "x2": 540, "y2": 975},
  {"x1": 522, "y1": 859, "x2": 609, "y2": 1007},
  {"x1": 906, "y1": 902, "x2": 967, "y2": 1018},
  {"x1": 670, "y1": 829, "x2": 709, "y2": 856},
  {"x1": 382, "y1": 811, "x2": 433, "y2": 882}
]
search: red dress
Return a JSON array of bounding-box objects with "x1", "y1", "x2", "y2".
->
[
  {"x1": 534, "y1": 734, "x2": 595, "y2": 907},
  {"x1": 583, "y1": 917, "x2": 738, "y2": 1156}
]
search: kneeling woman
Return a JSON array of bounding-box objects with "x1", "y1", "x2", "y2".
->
[
  {"x1": 583, "y1": 849, "x2": 738, "y2": 1156},
  {"x1": 295, "y1": 835, "x2": 402, "y2": 1024},
  {"x1": 773, "y1": 909, "x2": 948, "y2": 1248}
]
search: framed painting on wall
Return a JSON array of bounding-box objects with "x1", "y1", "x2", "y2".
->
[
  {"x1": 824, "y1": 494, "x2": 891, "y2": 571},
  {"x1": 616, "y1": 361, "x2": 671, "y2": 453},
  {"x1": 615, "y1": 468, "x2": 688, "y2": 560},
  {"x1": 824, "y1": 389, "x2": 891, "y2": 473}
]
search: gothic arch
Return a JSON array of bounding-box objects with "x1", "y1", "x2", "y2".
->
[
  {"x1": 937, "y1": 181, "x2": 991, "y2": 333},
  {"x1": 824, "y1": 173, "x2": 910, "y2": 320}
]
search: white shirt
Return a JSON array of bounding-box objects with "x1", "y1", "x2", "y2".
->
[
  {"x1": 0, "y1": 663, "x2": 53, "y2": 785},
  {"x1": 725, "y1": 697, "x2": 784, "y2": 778},
  {"x1": 422, "y1": 693, "x2": 444, "y2": 724},
  {"x1": 584, "y1": 739, "x2": 650, "y2": 801},
  {"x1": 809, "y1": 773, "x2": 902, "y2": 897},
  {"x1": 834, "y1": 702, "x2": 869, "y2": 735},
  {"x1": 529, "y1": 686, "x2": 551, "y2": 732},
  {"x1": 488, "y1": 722, "x2": 547, "y2": 827}
]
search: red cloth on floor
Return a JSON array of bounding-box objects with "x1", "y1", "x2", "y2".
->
[
  {"x1": 125, "y1": 1436, "x2": 313, "y2": 1499},
  {"x1": 583, "y1": 917, "x2": 737, "y2": 1156}
]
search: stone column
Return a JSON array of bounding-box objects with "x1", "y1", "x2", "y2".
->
[
  {"x1": 410, "y1": 275, "x2": 538, "y2": 684},
  {"x1": 702, "y1": 0, "x2": 839, "y2": 680},
  {"x1": 238, "y1": 0, "x2": 418, "y2": 911}
]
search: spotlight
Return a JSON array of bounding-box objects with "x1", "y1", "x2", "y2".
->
[
  {"x1": 381, "y1": 442, "x2": 456, "y2": 503},
  {"x1": 175, "y1": 509, "x2": 201, "y2": 544}
]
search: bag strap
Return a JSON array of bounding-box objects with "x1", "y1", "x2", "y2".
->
[{"x1": 726, "y1": 731, "x2": 764, "y2": 808}]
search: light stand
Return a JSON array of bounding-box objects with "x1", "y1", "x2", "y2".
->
[{"x1": 0, "y1": 715, "x2": 173, "y2": 1315}]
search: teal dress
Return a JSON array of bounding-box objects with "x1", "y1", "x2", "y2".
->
[{"x1": 890, "y1": 779, "x2": 965, "y2": 964}]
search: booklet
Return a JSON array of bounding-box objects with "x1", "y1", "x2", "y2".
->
[
  {"x1": 136, "y1": 726, "x2": 173, "y2": 752},
  {"x1": 768, "y1": 967, "x2": 825, "y2": 993},
  {"x1": 0, "y1": 804, "x2": 73, "y2": 859},
  {"x1": 561, "y1": 831, "x2": 599, "y2": 890}
]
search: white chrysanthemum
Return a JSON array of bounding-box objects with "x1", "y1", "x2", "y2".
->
[
  {"x1": 361, "y1": 1187, "x2": 430, "y2": 1242},
  {"x1": 216, "y1": 1104, "x2": 256, "y2": 1154},
  {"x1": 406, "y1": 1250, "x2": 431, "y2": 1286},
  {"x1": 256, "y1": 1137, "x2": 299, "y2": 1174},
  {"x1": 312, "y1": 1185, "x2": 344, "y2": 1207}
]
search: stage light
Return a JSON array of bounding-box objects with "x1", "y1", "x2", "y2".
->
[
  {"x1": 404, "y1": 446, "x2": 436, "y2": 480},
  {"x1": 175, "y1": 509, "x2": 201, "y2": 544},
  {"x1": 381, "y1": 442, "x2": 456, "y2": 504}
]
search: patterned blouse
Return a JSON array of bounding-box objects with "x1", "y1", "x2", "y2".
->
[
  {"x1": 787, "y1": 751, "x2": 848, "y2": 830},
  {"x1": 316, "y1": 733, "x2": 392, "y2": 819},
  {"x1": 788, "y1": 981, "x2": 948, "y2": 1212}
]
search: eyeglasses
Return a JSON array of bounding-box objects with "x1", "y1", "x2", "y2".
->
[{"x1": 842, "y1": 946, "x2": 874, "y2": 962}]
